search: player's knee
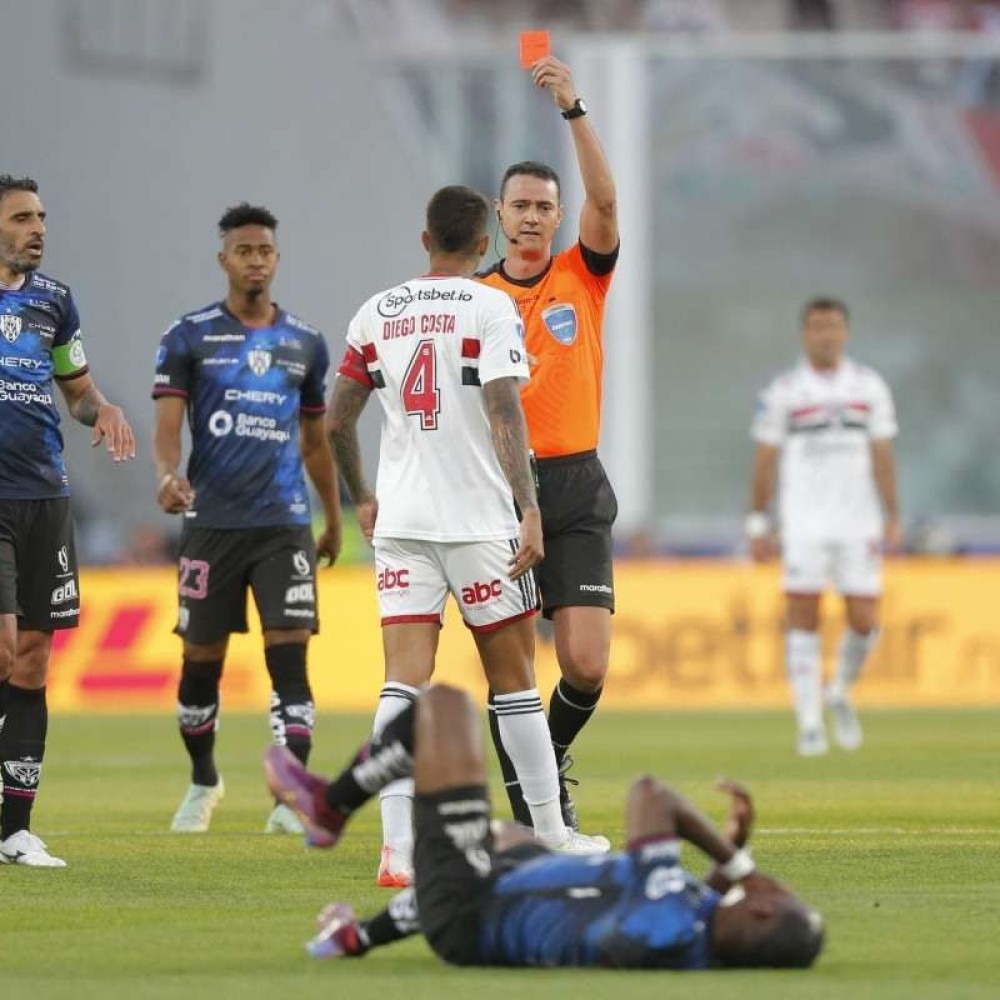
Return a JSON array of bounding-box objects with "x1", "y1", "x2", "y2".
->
[
  {"x1": 12, "y1": 632, "x2": 51, "y2": 686},
  {"x1": 184, "y1": 639, "x2": 228, "y2": 662},
  {"x1": 559, "y1": 650, "x2": 608, "y2": 691}
]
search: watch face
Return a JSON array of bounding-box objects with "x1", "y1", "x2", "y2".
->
[{"x1": 577, "y1": 99, "x2": 587, "y2": 114}]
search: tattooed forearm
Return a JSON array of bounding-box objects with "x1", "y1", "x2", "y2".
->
[
  {"x1": 484, "y1": 378, "x2": 538, "y2": 513},
  {"x1": 69, "y1": 384, "x2": 107, "y2": 427},
  {"x1": 327, "y1": 379, "x2": 373, "y2": 503}
]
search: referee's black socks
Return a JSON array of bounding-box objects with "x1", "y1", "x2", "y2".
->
[{"x1": 548, "y1": 678, "x2": 603, "y2": 765}]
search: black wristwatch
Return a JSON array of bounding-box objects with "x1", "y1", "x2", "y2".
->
[{"x1": 560, "y1": 98, "x2": 587, "y2": 120}]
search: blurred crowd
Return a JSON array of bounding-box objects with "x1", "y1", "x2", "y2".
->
[{"x1": 356, "y1": 0, "x2": 1000, "y2": 33}]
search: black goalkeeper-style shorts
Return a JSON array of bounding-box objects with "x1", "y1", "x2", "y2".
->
[
  {"x1": 535, "y1": 450, "x2": 618, "y2": 618},
  {"x1": 0, "y1": 497, "x2": 80, "y2": 630},
  {"x1": 174, "y1": 524, "x2": 318, "y2": 644},
  {"x1": 414, "y1": 785, "x2": 549, "y2": 966}
]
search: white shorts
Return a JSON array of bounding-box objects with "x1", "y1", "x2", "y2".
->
[
  {"x1": 781, "y1": 538, "x2": 883, "y2": 598},
  {"x1": 374, "y1": 537, "x2": 539, "y2": 632}
]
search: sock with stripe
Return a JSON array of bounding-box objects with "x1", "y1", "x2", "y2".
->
[
  {"x1": 487, "y1": 690, "x2": 532, "y2": 826},
  {"x1": 325, "y1": 700, "x2": 417, "y2": 816},
  {"x1": 492, "y1": 688, "x2": 563, "y2": 842},
  {"x1": 0, "y1": 684, "x2": 47, "y2": 840},
  {"x1": 548, "y1": 678, "x2": 602, "y2": 765},
  {"x1": 266, "y1": 642, "x2": 314, "y2": 766},
  {"x1": 373, "y1": 682, "x2": 420, "y2": 858},
  {"x1": 176, "y1": 658, "x2": 222, "y2": 787}
]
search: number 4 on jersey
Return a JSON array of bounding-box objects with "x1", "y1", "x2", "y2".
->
[{"x1": 402, "y1": 339, "x2": 441, "y2": 431}]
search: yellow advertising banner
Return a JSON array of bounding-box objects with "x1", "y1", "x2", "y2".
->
[{"x1": 45, "y1": 559, "x2": 1000, "y2": 713}]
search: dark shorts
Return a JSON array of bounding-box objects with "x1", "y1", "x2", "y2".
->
[
  {"x1": 535, "y1": 451, "x2": 617, "y2": 618},
  {"x1": 414, "y1": 786, "x2": 498, "y2": 966},
  {"x1": 0, "y1": 498, "x2": 79, "y2": 630},
  {"x1": 175, "y1": 524, "x2": 318, "y2": 644},
  {"x1": 414, "y1": 786, "x2": 549, "y2": 966}
]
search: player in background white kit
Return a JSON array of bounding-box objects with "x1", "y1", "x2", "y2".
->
[
  {"x1": 327, "y1": 186, "x2": 610, "y2": 888},
  {"x1": 747, "y1": 298, "x2": 900, "y2": 756}
]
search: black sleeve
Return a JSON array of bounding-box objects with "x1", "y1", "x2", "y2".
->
[{"x1": 579, "y1": 240, "x2": 620, "y2": 277}]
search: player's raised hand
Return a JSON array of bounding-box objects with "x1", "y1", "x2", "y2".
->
[
  {"x1": 316, "y1": 522, "x2": 342, "y2": 567},
  {"x1": 530, "y1": 56, "x2": 578, "y2": 113},
  {"x1": 717, "y1": 778, "x2": 754, "y2": 848},
  {"x1": 157, "y1": 472, "x2": 195, "y2": 515},
  {"x1": 93, "y1": 403, "x2": 136, "y2": 462},
  {"x1": 509, "y1": 507, "x2": 543, "y2": 581},
  {"x1": 356, "y1": 497, "x2": 378, "y2": 543}
]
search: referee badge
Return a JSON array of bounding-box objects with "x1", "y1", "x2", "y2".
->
[{"x1": 541, "y1": 303, "x2": 577, "y2": 345}]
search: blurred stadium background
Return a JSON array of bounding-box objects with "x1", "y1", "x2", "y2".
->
[{"x1": 3, "y1": 0, "x2": 1000, "y2": 711}]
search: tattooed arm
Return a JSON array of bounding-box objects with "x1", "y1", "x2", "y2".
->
[
  {"x1": 483, "y1": 376, "x2": 543, "y2": 579},
  {"x1": 327, "y1": 375, "x2": 377, "y2": 539},
  {"x1": 57, "y1": 372, "x2": 135, "y2": 462}
]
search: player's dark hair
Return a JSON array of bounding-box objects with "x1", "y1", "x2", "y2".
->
[
  {"x1": 801, "y1": 296, "x2": 849, "y2": 325},
  {"x1": 426, "y1": 185, "x2": 490, "y2": 256},
  {"x1": 732, "y1": 906, "x2": 825, "y2": 969},
  {"x1": 218, "y1": 202, "x2": 278, "y2": 235},
  {"x1": 0, "y1": 175, "x2": 39, "y2": 204},
  {"x1": 500, "y1": 161, "x2": 561, "y2": 200}
]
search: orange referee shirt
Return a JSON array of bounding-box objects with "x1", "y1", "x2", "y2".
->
[{"x1": 476, "y1": 241, "x2": 617, "y2": 458}]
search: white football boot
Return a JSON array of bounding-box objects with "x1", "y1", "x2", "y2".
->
[
  {"x1": 170, "y1": 778, "x2": 225, "y2": 832},
  {"x1": 0, "y1": 830, "x2": 67, "y2": 868}
]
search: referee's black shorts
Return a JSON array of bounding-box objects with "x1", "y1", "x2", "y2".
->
[{"x1": 535, "y1": 450, "x2": 617, "y2": 619}]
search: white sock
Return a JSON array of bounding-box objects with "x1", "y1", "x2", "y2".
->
[
  {"x1": 832, "y1": 629, "x2": 878, "y2": 697},
  {"x1": 786, "y1": 630, "x2": 823, "y2": 734},
  {"x1": 374, "y1": 682, "x2": 420, "y2": 858},
  {"x1": 493, "y1": 689, "x2": 564, "y2": 843}
]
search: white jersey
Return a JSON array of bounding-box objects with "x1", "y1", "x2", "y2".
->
[
  {"x1": 751, "y1": 358, "x2": 898, "y2": 542},
  {"x1": 339, "y1": 275, "x2": 529, "y2": 542}
]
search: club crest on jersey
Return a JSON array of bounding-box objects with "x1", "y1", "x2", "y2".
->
[
  {"x1": 541, "y1": 303, "x2": 577, "y2": 345},
  {"x1": 247, "y1": 348, "x2": 272, "y2": 376},
  {"x1": 0, "y1": 314, "x2": 22, "y2": 342}
]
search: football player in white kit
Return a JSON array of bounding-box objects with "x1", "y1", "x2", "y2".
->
[
  {"x1": 747, "y1": 298, "x2": 900, "y2": 755},
  {"x1": 327, "y1": 186, "x2": 609, "y2": 887}
]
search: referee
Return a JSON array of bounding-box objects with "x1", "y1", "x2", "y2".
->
[{"x1": 477, "y1": 55, "x2": 619, "y2": 830}]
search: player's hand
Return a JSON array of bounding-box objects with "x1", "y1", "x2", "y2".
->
[
  {"x1": 883, "y1": 518, "x2": 904, "y2": 554},
  {"x1": 530, "y1": 56, "x2": 578, "y2": 114},
  {"x1": 509, "y1": 508, "x2": 543, "y2": 580},
  {"x1": 92, "y1": 404, "x2": 136, "y2": 462},
  {"x1": 717, "y1": 778, "x2": 754, "y2": 848},
  {"x1": 316, "y1": 522, "x2": 342, "y2": 567},
  {"x1": 356, "y1": 497, "x2": 378, "y2": 543},
  {"x1": 749, "y1": 535, "x2": 778, "y2": 563},
  {"x1": 157, "y1": 473, "x2": 195, "y2": 515}
]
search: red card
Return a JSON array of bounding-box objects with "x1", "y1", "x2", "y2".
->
[{"x1": 519, "y1": 30, "x2": 550, "y2": 69}]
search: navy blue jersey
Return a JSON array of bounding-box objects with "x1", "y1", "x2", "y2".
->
[
  {"x1": 0, "y1": 271, "x2": 89, "y2": 500},
  {"x1": 479, "y1": 839, "x2": 719, "y2": 969},
  {"x1": 152, "y1": 302, "x2": 329, "y2": 528}
]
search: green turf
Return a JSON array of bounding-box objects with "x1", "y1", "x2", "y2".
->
[{"x1": 3, "y1": 709, "x2": 998, "y2": 999}]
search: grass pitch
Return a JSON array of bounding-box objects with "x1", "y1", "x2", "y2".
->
[{"x1": 3, "y1": 709, "x2": 998, "y2": 1000}]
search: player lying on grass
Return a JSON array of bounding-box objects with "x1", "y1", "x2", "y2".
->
[{"x1": 265, "y1": 685, "x2": 824, "y2": 969}]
